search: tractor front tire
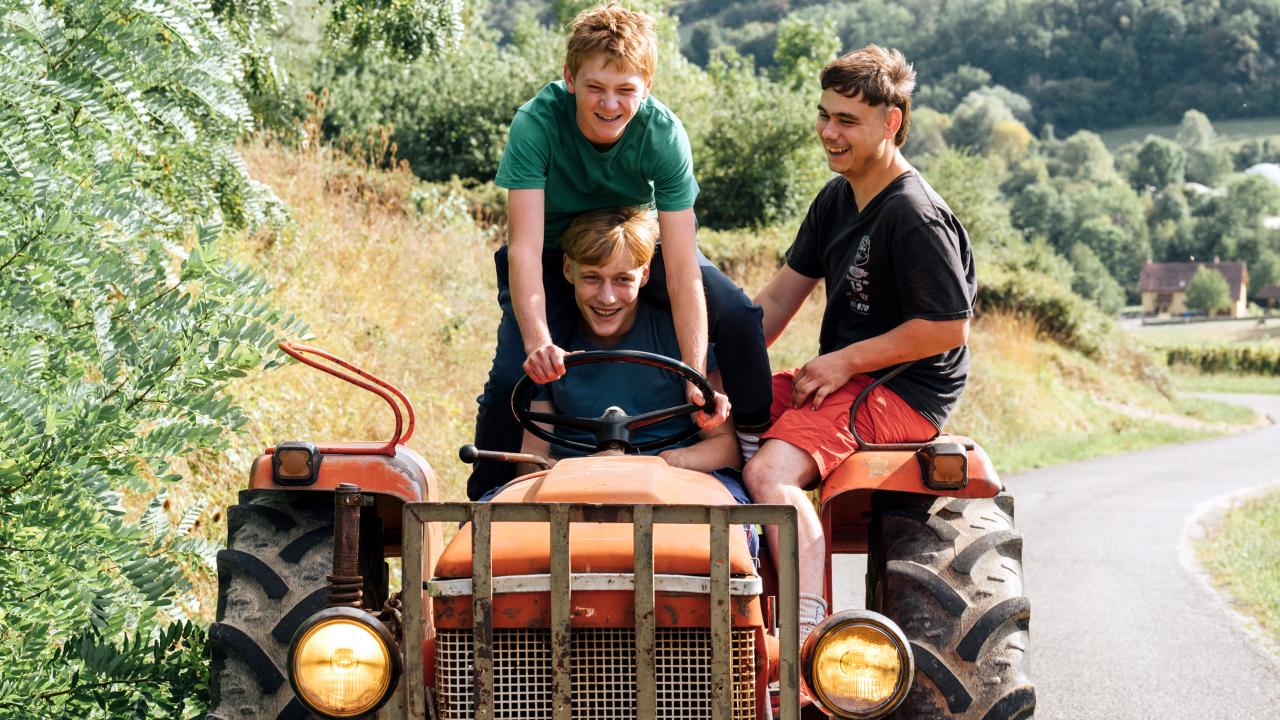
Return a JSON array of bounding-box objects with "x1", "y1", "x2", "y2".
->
[
  {"x1": 868, "y1": 492, "x2": 1034, "y2": 720},
  {"x1": 208, "y1": 490, "x2": 385, "y2": 720}
]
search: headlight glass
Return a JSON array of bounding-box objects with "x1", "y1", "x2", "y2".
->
[
  {"x1": 812, "y1": 624, "x2": 902, "y2": 713},
  {"x1": 292, "y1": 616, "x2": 394, "y2": 717},
  {"x1": 801, "y1": 611, "x2": 912, "y2": 719}
]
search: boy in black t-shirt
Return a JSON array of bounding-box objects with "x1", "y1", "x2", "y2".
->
[{"x1": 742, "y1": 46, "x2": 976, "y2": 644}]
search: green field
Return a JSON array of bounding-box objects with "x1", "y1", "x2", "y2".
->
[
  {"x1": 1099, "y1": 116, "x2": 1280, "y2": 150},
  {"x1": 1126, "y1": 318, "x2": 1280, "y2": 350}
]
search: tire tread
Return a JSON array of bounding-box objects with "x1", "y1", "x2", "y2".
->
[{"x1": 873, "y1": 494, "x2": 1035, "y2": 720}]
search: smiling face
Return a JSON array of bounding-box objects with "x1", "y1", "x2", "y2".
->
[
  {"x1": 564, "y1": 252, "x2": 650, "y2": 346},
  {"x1": 564, "y1": 54, "x2": 651, "y2": 148},
  {"x1": 816, "y1": 88, "x2": 900, "y2": 179}
]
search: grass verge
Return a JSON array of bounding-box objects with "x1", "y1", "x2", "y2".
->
[
  {"x1": 995, "y1": 420, "x2": 1223, "y2": 473},
  {"x1": 1125, "y1": 318, "x2": 1280, "y2": 350},
  {"x1": 1172, "y1": 370, "x2": 1280, "y2": 395},
  {"x1": 1197, "y1": 487, "x2": 1280, "y2": 648}
]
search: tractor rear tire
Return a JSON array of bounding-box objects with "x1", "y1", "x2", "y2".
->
[
  {"x1": 868, "y1": 492, "x2": 1034, "y2": 720},
  {"x1": 208, "y1": 491, "x2": 385, "y2": 720}
]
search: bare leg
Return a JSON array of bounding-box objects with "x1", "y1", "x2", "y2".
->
[{"x1": 743, "y1": 439, "x2": 825, "y2": 601}]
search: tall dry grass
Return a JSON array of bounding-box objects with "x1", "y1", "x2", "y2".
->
[{"x1": 192, "y1": 133, "x2": 502, "y2": 524}]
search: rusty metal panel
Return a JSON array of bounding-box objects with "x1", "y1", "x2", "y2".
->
[
  {"x1": 548, "y1": 505, "x2": 572, "y2": 720},
  {"x1": 633, "y1": 504, "x2": 656, "y2": 719},
  {"x1": 471, "y1": 503, "x2": 494, "y2": 720},
  {"x1": 709, "y1": 506, "x2": 731, "y2": 720},
  {"x1": 426, "y1": 573, "x2": 762, "y2": 597}
]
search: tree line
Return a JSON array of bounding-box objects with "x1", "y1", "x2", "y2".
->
[{"x1": 673, "y1": 0, "x2": 1280, "y2": 134}]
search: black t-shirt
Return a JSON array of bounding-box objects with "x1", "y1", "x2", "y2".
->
[{"x1": 785, "y1": 170, "x2": 975, "y2": 429}]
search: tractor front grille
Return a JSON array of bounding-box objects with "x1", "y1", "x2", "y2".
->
[{"x1": 435, "y1": 628, "x2": 756, "y2": 719}]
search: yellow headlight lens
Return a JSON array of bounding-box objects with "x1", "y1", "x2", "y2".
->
[
  {"x1": 811, "y1": 624, "x2": 903, "y2": 715},
  {"x1": 292, "y1": 617, "x2": 393, "y2": 717}
]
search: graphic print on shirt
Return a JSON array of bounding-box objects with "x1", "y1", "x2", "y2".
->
[{"x1": 847, "y1": 234, "x2": 872, "y2": 314}]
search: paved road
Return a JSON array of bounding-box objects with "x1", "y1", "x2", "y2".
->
[{"x1": 834, "y1": 393, "x2": 1280, "y2": 719}]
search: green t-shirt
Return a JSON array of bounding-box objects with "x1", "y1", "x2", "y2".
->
[{"x1": 494, "y1": 81, "x2": 700, "y2": 248}]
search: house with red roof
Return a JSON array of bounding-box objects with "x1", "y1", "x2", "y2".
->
[{"x1": 1138, "y1": 261, "x2": 1249, "y2": 318}]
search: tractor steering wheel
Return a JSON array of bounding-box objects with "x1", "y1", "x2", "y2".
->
[{"x1": 511, "y1": 349, "x2": 718, "y2": 455}]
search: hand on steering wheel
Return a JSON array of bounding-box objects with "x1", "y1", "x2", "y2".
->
[{"x1": 511, "y1": 350, "x2": 718, "y2": 454}]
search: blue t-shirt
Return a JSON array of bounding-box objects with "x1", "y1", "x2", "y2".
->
[{"x1": 538, "y1": 301, "x2": 716, "y2": 457}]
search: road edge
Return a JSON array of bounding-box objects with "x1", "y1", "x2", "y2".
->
[{"x1": 1178, "y1": 479, "x2": 1280, "y2": 672}]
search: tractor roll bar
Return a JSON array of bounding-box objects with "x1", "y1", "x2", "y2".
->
[{"x1": 278, "y1": 342, "x2": 415, "y2": 455}]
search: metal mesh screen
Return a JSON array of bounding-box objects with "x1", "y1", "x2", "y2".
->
[{"x1": 435, "y1": 628, "x2": 755, "y2": 719}]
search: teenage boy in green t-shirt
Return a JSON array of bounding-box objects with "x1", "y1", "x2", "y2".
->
[{"x1": 469, "y1": 4, "x2": 773, "y2": 500}]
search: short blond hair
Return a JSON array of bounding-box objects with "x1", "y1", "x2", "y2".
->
[
  {"x1": 821, "y1": 45, "x2": 917, "y2": 147},
  {"x1": 561, "y1": 207, "x2": 658, "y2": 268},
  {"x1": 565, "y1": 4, "x2": 658, "y2": 82}
]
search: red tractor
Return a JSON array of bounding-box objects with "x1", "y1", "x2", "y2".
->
[{"x1": 208, "y1": 344, "x2": 1032, "y2": 720}]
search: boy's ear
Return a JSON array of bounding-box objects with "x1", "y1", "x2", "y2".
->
[
  {"x1": 563, "y1": 255, "x2": 574, "y2": 283},
  {"x1": 884, "y1": 106, "x2": 903, "y2": 141},
  {"x1": 639, "y1": 262, "x2": 651, "y2": 287},
  {"x1": 563, "y1": 64, "x2": 575, "y2": 92}
]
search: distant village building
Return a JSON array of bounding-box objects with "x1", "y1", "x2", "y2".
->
[
  {"x1": 1258, "y1": 284, "x2": 1280, "y2": 313},
  {"x1": 1138, "y1": 261, "x2": 1249, "y2": 318}
]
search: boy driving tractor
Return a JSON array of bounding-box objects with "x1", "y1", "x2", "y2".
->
[{"x1": 506, "y1": 206, "x2": 759, "y2": 555}]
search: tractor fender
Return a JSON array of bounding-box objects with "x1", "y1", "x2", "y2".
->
[
  {"x1": 820, "y1": 439, "x2": 1001, "y2": 556},
  {"x1": 249, "y1": 443, "x2": 440, "y2": 553}
]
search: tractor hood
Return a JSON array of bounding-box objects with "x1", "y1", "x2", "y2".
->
[{"x1": 434, "y1": 456, "x2": 756, "y2": 578}]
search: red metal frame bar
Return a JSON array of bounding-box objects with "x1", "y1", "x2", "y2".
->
[{"x1": 278, "y1": 342, "x2": 416, "y2": 455}]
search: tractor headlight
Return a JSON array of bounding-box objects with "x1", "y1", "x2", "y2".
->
[
  {"x1": 289, "y1": 607, "x2": 400, "y2": 718},
  {"x1": 800, "y1": 610, "x2": 913, "y2": 719}
]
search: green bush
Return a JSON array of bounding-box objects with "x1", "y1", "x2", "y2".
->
[
  {"x1": 692, "y1": 49, "x2": 828, "y2": 228},
  {"x1": 978, "y1": 255, "x2": 1113, "y2": 358},
  {"x1": 1184, "y1": 266, "x2": 1233, "y2": 314},
  {"x1": 319, "y1": 18, "x2": 561, "y2": 181},
  {"x1": 0, "y1": 1, "x2": 307, "y2": 715}
]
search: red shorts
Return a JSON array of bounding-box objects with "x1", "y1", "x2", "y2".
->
[{"x1": 761, "y1": 369, "x2": 937, "y2": 481}]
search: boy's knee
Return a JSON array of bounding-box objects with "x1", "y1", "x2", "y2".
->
[
  {"x1": 745, "y1": 441, "x2": 816, "y2": 493},
  {"x1": 743, "y1": 450, "x2": 788, "y2": 495}
]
